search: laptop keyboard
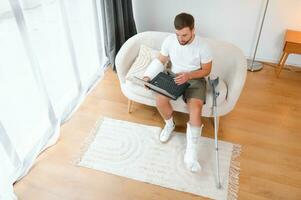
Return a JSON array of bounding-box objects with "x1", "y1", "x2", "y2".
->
[{"x1": 151, "y1": 73, "x2": 186, "y2": 95}]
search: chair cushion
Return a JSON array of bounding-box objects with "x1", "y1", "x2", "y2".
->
[{"x1": 125, "y1": 45, "x2": 160, "y2": 80}]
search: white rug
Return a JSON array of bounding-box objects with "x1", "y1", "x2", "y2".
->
[{"x1": 75, "y1": 117, "x2": 241, "y2": 200}]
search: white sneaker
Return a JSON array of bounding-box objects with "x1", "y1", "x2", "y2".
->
[{"x1": 159, "y1": 123, "x2": 175, "y2": 143}]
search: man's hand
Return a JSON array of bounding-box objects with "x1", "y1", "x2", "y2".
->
[
  {"x1": 142, "y1": 76, "x2": 151, "y2": 89},
  {"x1": 143, "y1": 76, "x2": 150, "y2": 82},
  {"x1": 174, "y1": 73, "x2": 190, "y2": 85}
]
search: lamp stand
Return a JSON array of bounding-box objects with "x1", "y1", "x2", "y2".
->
[{"x1": 248, "y1": 0, "x2": 270, "y2": 72}]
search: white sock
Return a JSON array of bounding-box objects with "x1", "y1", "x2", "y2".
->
[
  {"x1": 184, "y1": 123, "x2": 203, "y2": 172},
  {"x1": 164, "y1": 117, "x2": 174, "y2": 127}
]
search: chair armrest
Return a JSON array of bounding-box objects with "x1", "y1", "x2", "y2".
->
[
  {"x1": 221, "y1": 48, "x2": 247, "y2": 110},
  {"x1": 115, "y1": 31, "x2": 171, "y2": 84},
  {"x1": 115, "y1": 35, "x2": 141, "y2": 84}
]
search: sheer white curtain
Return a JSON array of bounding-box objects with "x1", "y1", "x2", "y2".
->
[{"x1": 0, "y1": 0, "x2": 107, "y2": 199}]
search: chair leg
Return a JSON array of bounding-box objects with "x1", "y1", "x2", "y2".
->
[
  {"x1": 277, "y1": 52, "x2": 288, "y2": 77},
  {"x1": 127, "y1": 99, "x2": 132, "y2": 113}
]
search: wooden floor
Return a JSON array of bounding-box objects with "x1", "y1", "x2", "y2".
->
[{"x1": 14, "y1": 65, "x2": 301, "y2": 200}]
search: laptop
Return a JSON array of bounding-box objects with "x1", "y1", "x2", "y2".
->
[{"x1": 133, "y1": 72, "x2": 190, "y2": 100}]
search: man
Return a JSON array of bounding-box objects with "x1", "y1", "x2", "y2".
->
[{"x1": 143, "y1": 13, "x2": 212, "y2": 172}]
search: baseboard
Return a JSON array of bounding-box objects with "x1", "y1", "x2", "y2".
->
[{"x1": 246, "y1": 56, "x2": 301, "y2": 68}]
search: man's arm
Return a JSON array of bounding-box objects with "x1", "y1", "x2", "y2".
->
[
  {"x1": 143, "y1": 54, "x2": 169, "y2": 81},
  {"x1": 188, "y1": 61, "x2": 212, "y2": 79},
  {"x1": 158, "y1": 54, "x2": 169, "y2": 65},
  {"x1": 174, "y1": 61, "x2": 212, "y2": 85}
]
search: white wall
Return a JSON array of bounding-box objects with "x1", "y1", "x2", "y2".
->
[
  {"x1": 132, "y1": 0, "x2": 301, "y2": 66},
  {"x1": 0, "y1": 0, "x2": 10, "y2": 14}
]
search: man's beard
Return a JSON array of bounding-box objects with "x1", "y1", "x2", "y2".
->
[{"x1": 178, "y1": 35, "x2": 193, "y2": 46}]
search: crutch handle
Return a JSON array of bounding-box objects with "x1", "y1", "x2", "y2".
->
[
  {"x1": 208, "y1": 76, "x2": 220, "y2": 106},
  {"x1": 208, "y1": 76, "x2": 219, "y2": 88}
]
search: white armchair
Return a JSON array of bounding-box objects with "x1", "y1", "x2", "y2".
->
[
  {"x1": 115, "y1": 31, "x2": 247, "y2": 187},
  {"x1": 115, "y1": 31, "x2": 247, "y2": 117}
]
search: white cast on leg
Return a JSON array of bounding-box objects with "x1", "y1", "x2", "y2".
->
[{"x1": 184, "y1": 122, "x2": 203, "y2": 172}]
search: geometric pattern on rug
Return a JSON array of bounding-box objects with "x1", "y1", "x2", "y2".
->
[{"x1": 76, "y1": 117, "x2": 241, "y2": 200}]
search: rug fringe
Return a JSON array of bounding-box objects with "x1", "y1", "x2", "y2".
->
[
  {"x1": 71, "y1": 117, "x2": 104, "y2": 165},
  {"x1": 227, "y1": 144, "x2": 242, "y2": 200}
]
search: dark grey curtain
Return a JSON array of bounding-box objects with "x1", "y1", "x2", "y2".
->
[{"x1": 101, "y1": 0, "x2": 137, "y2": 70}]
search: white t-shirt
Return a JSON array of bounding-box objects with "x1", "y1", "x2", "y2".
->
[{"x1": 160, "y1": 34, "x2": 212, "y2": 74}]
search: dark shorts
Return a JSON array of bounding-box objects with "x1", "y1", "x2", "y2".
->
[{"x1": 183, "y1": 78, "x2": 207, "y2": 104}]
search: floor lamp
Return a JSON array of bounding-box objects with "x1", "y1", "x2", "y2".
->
[{"x1": 247, "y1": 0, "x2": 270, "y2": 71}]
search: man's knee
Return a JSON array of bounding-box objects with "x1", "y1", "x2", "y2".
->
[
  {"x1": 156, "y1": 94, "x2": 170, "y2": 107},
  {"x1": 187, "y1": 98, "x2": 203, "y2": 113}
]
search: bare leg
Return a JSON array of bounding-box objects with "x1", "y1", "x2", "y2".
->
[
  {"x1": 156, "y1": 94, "x2": 173, "y2": 120},
  {"x1": 187, "y1": 98, "x2": 203, "y2": 126},
  {"x1": 156, "y1": 94, "x2": 175, "y2": 142}
]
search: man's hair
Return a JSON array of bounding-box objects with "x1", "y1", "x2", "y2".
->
[{"x1": 174, "y1": 13, "x2": 194, "y2": 30}]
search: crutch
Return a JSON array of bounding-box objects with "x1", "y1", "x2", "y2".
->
[{"x1": 208, "y1": 76, "x2": 222, "y2": 189}]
